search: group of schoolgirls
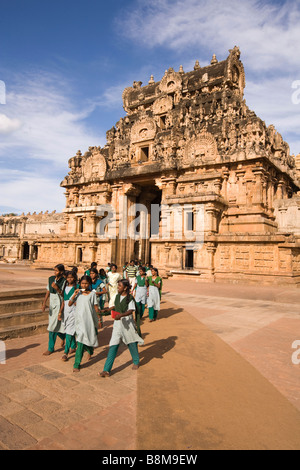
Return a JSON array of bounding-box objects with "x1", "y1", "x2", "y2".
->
[
  {"x1": 42, "y1": 262, "x2": 163, "y2": 376},
  {"x1": 130, "y1": 265, "x2": 163, "y2": 323}
]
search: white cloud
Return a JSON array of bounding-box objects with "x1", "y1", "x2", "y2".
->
[
  {"x1": 120, "y1": 0, "x2": 300, "y2": 71},
  {"x1": 0, "y1": 72, "x2": 105, "y2": 213},
  {"x1": 0, "y1": 114, "x2": 22, "y2": 134},
  {"x1": 0, "y1": 170, "x2": 65, "y2": 214},
  {"x1": 0, "y1": 72, "x2": 103, "y2": 165},
  {"x1": 245, "y1": 77, "x2": 300, "y2": 154}
]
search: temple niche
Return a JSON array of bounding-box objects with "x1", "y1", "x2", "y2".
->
[{"x1": 3, "y1": 46, "x2": 300, "y2": 286}]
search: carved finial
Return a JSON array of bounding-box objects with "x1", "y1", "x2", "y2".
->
[
  {"x1": 148, "y1": 75, "x2": 155, "y2": 85},
  {"x1": 179, "y1": 65, "x2": 184, "y2": 74},
  {"x1": 133, "y1": 81, "x2": 142, "y2": 89},
  {"x1": 211, "y1": 54, "x2": 218, "y2": 65},
  {"x1": 76, "y1": 150, "x2": 82, "y2": 157},
  {"x1": 194, "y1": 60, "x2": 200, "y2": 70}
]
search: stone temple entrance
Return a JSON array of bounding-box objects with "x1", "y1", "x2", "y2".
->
[{"x1": 114, "y1": 181, "x2": 162, "y2": 267}]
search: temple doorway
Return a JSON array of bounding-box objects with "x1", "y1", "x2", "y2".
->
[
  {"x1": 116, "y1": 182, "x2": 162, "y2": 266},
  {"x1": 22, "y1": 242, "x2": 30, "y2": 260}
]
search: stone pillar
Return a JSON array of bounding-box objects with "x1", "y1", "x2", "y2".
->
[
  {"x1": 205, "y1": 204, "x2": 220, "y2": 234},
  {"x1": 236, "y1": 168, "x2": 246, "y2": 205},
  {"x1": 222, "y1": 169, "x2": 230, "y2": 201},
  {"x1": 89, "y1": 243, "x2": 98, "y2": 263},
  {"x1": 28, "y1": 242, "x2": 34, "y2": 262},
  {"x1": 206, "y1": 242, "x2": 217, "y2": 280},
  {"x1": 176, "y1": 245, "x2": 184, "y2": 270}
]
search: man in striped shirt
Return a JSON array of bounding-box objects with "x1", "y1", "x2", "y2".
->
[{"x1": 126, "y1": 260, "x2": 138, "y2": 288}]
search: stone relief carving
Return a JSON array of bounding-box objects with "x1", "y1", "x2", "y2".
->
[
  {"x1": 153, "y1": 95, "x2": 173, "y2": 115},
  {"x1": 131, "y1": 118, "x2": 156, "y2": 143},
  {"x1": 83, "y1": 152, "x2": 107, "y2": 180},
  {"x1": 183, "y1": 132, "x2": 221, "y2": 167},
  {"x1": 158, "y1": 68, "x2": 182, "y2": 95}
]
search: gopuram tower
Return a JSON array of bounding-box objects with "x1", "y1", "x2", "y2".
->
[{"x1": 35, "y1": 47, "x2": 300, "y2": 285}]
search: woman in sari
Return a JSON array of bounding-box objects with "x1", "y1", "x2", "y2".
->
[{"x1": 107, "y1": 264, "x2": 122, "y2": 308}]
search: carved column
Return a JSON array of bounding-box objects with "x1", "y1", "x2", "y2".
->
[
  {"x1": 28, "y1": 242, "x2": 34, "y2": 262},
  {"x1": 205, "y1": 204, "x2": 220, "y2": 234},
  {"x1": 236, "y1": 168, "x2": 246, "y2": 205},
  {"x1": 176, "y1": 245, "x2": 184, "y2": 270},
  {"x1": 206, "y1": 242, "x2": 217, "y2": 280}
]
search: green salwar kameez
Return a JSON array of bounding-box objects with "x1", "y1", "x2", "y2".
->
[
  {"x1": 47, "y1": 276, "x2": 66, "y2": 352},
  {"x1": 103, "y1": 294, "x2": 144, "y2": 373}
]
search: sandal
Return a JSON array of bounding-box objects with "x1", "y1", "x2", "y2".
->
[
  {"x1": 43, "y1": 350, "x2": 53, "y2": 356},
  {"x1": 61, "y1": 354, "x2": 68, "y2": 362},
  {"x1": 98, "y1": 371, "x2": 110, "y2": 378}
]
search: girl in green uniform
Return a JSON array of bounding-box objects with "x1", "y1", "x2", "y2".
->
[
  {"x1": 147, "y1": 267, "x2": 163, "y2": 322},
  {"x1": 42, "y1": 264, "x2": 66, "y2": 356},
  {"x1": 85, "y1": 262, "x2": 97, "y2": 277},
  {"x1": 90, "y1": 268, "x2": 107, "y2": 328},
  {"x1": 99, "y1": 279, "x2": 144, "y2": 377},
  {"x1": 58, "y1": 271, "x2": 77, "y2": 362},
  {"x1": 68, "y1": 275, "x2": 100, "y2": 372},
  {"x1": 133, "y1": 266, "x2": 148, "y2": 318}
]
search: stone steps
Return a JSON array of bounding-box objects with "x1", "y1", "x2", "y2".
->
[
  {"x1": 0, "y1": 298, "x2": 44, "y2": 315},
  {"x1": 0, "y1": 320, "x2": 48, "y2": 341},
  {"x1": 0, "y1": 288, "x2": 48, "y2": 340},
  {"x1": 0, "y1": 309, "x2": 48, "y2": 329}
]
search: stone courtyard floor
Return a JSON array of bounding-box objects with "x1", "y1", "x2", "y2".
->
[{"x1": 0, "y1": 265, "x2": 300, "y2": 450}]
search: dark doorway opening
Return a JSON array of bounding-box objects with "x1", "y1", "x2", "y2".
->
[
  {"x1": 185, "y1": 249, "x2": 194, "y2": 269},
  {"x1": 77, "y1": 247, "x2": 83, "y2": 263},
  {"x1": 23, "y1": 242, "x2": 30, "y2": 260}
]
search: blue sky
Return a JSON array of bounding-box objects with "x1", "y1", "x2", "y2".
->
[{"x1": 0, "y1": 0, "x2": 299, "y2": 214}]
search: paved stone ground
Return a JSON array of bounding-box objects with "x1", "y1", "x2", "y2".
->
[
  {"x1": 0, "y1": 321, "x2": 137, "y2": 450},
  {"x1": 163, "y1": 279, "x2": 300, "y2": 413},
  {"x1": 0, "y1": 267, "x2": 300, "y2": 450},
  {"x1": 0, "y1": 265, "x2": 51, "y2": 292}
]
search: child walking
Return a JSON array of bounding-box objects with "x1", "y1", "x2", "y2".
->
[
  {"x1": 42, "y1": 264, "x2": 66, "y2": 356},
  {"x1": 99, "y1": 279, "x2": 144, "y2": 377},
  {"x1": 98, "y1": 269, "x2": 107, "y2": 309},
  {"x1": 68, "y1": 275, "x2": 100, "y2": 372},
  {"x1": 90, "y1": 268, "x2": 107, "y2": 328},
  {"x1": 133, "y1": 266, "x2": 148, "y2": 319},
  {"x1": 147, "y1": 267, "x2": 163, "y2": 322},
  {"x1": 58, "y1": 271, "x2": 77, "y2": 362}
]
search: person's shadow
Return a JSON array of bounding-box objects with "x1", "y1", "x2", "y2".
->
[
  {"x1": 7, "y1": 343, "x2": 40, "y2": 359},
  {"x1": 107, "y1": 336, "x2": 178, "y2": 375},
  {"x1": 141, "y1": 304, "x2": 183, "y2": 321}
]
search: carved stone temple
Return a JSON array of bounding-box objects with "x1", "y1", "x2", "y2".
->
[{"x1": 1, "y1": 47, "x2": 300, "y2": 285}]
